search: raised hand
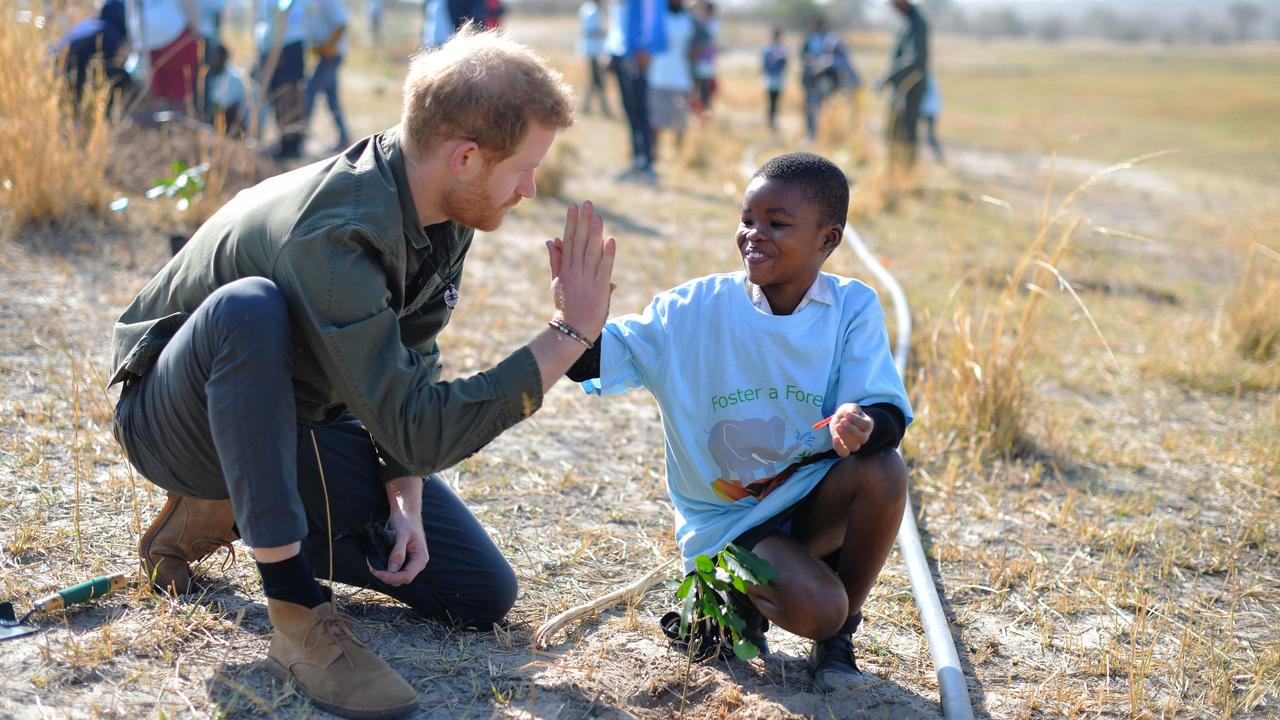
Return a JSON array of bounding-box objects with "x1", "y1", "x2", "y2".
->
[{"x1": 545, "y1": 201, "x2": 616, "y2": 342}]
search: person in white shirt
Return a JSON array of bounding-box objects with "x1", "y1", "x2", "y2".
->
[
  {"x1": 646, "y1": 0, "x2": 694, "y2": 161},
  {"x1": 577, "y1": 0, "x2": 612, "y2": 117},
  {"x1": 128, "y1": 0, "x2": 201, "y2": 108},
  {"x1": 304, "y1": 0, "x2": 350, "y2": 152}
]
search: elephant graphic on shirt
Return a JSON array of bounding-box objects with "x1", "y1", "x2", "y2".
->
[{"x1": 707, "y1": 416, "x2": 805, "y2": 485}]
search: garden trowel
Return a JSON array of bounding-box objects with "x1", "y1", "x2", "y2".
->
[{"x1": 0, "y1": 572, "x2": 130, "y2": 641}]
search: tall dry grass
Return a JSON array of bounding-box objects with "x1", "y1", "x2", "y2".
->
[
  {"x1": 907, "y1": 156, "x2": 1131, "y2": 462},
  {"x1": 0, "y1": 0, "x2": 112, "y2": 233},
  {"x1": 1228, "y1": 242, "x2": 1280, "y2": 365}
]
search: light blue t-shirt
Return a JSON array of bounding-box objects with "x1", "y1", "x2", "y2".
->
[{"x1": 584, "y1": 272, "x2": 912, "y2": 573}]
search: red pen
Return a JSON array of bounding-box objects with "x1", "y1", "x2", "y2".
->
[{"x1": 812, "y1": 415, "x2": 833, "y2": 430}]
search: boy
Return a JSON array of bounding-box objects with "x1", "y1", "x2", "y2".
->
[{"x1": 568, "y1": 152, "x2": 910, "y2": 693}]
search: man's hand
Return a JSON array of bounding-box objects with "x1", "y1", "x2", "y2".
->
[
  {"x1": 545, "y1": 201, "x2": 616, "y2": 342},
  {"x1": 829, "y1": 402, "x2": 873, "y2": 457},
  {"x1": 370, "y1": 476, "x2": 429, "y2": 586}
]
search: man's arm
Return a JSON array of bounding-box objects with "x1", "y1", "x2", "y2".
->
[{"x1": 273, "y1": 203, "x2": 614, "y2": 478}]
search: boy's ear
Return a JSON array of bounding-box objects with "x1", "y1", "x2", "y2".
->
[{"x1": 821, "y1": 224, "x2": 844, "y2": 256}]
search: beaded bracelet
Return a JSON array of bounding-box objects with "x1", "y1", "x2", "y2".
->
[{"x1": 547, "y1": 319, "x2": 593, "y2": 349}]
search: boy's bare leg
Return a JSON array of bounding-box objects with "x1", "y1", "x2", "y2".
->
[
  {"x1": 746, "y1": 534, "x2": 848, "y2": 640},
  {"x1": 790, "y1": 451, "x2": 908, "y2": 617},
  {"x1": 744, "y1": 451, "x2": 907, "y2": 639}
]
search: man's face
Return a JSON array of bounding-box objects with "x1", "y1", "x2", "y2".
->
[
  {"x1": 735, "y1": 176, "x2": 836, "y2": 294},
  {"x1": 442, "y1": 123, "x2": 556, "y2": 232}
]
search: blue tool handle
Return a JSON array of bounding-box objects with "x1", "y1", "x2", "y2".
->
[{"x1": 34, "y1": 573, "x2": 130, "y2": 613}]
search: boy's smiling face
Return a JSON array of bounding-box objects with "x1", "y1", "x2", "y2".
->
[{"x1": 736, "y1": 176, "x2": 842, "y2": 315}]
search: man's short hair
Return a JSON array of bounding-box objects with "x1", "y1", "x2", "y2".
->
[
  {"x1": 752, "y1": 152, "x2": 850, "y2": 229},
  {"x1": 401, "y1": 24, "x2": 574, "y2": 161}
]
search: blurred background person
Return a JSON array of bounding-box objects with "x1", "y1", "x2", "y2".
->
[
  {"x1": 604, "y1": 0, "x2": 667, "y2": 183},
  {"x1": 689, "y1": 0, "x2": 717, "y2": 118},
  {"x1": 199, "y1": 42, "x2": 247, "y2": 135},
  {"x1": 878, "y1": 0, "x2": 929, "y2": 171},
  {"x1": 483, "y1": 0, "x2": 505, "y2": 28},
  {"x1": 128, "y1": 0, "x2": 202, "y2": 114},
  {"x1": 647, "y1": 0, "x2": 695, "y2": 167},
  {"x1": 800, "y1": 17, "x2": 856, "y2": 142},
  {"x1": 367, "y1": 0, "x2": 383, "y2": 41},
  {"x1": 56, "y1": 0, "x2": 132, "y2": 108},
  {"x1": 255, "y1": 0, "x2": 310, "y2": 160},
  {"x1": 304, "y1": 0, "x2": 350, "y2": 153},
  {"x1": 198, "y1": 0, "x2": 225, "y2": 61},
  {"x1": 761, "y1": 26, "x2": 787, "y2": 132},
  {"x1": 919, "y1": 73, "x2": 943, "y2": 163},
  {"x1": 421, "y1": 0, "x2": 452, "y2": 48},
  {"x1": 577, "y1": 0, "x2": 612, "y2": 117}
]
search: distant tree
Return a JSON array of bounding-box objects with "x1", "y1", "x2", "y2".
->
[
  {"x1": 769, "y1": 0, "x2": 825, "y2": 32},
  {"x1": 1183, "y1": 12, "x2": 1205, "y2": 43},
  {"x1": 1037, "y1": 15, "x2": 1066, "y2": 42},
  {"x1": 974, "y1": 7, "x2": 1026, "y2": 40},
  {"x1": 1228, "y1": 2, "x2": 1263, "y2": 40}
]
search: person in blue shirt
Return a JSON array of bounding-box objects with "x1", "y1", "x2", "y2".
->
[
  {"x1": 761, "y1": 27, "x2": 787, "y2": 131},
  {"x1": 304, "y1": 0, "x2": 351, "y2": 152},
  {"x1": 568, "y1": 152, "x2": 910, "y2": 693},
  {"x1": 604, "y1": 0, "x2": 667, "y2": 183}
]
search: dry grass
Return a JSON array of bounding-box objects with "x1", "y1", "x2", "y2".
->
[
  {"x1": 1228, "y1": 242, "x2": 1280, "y2": 365},
  {"x1": 0, "y1": 0, "x2": 112, "y2": 234}
]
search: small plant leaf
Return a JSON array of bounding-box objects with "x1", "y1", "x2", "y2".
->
[
  {"x1": 726, "y1": 544, "x2": 778, "y2": 585},
  {"x1": 732, "y1": 638, "x2": 759, "y2": 661},
  {"x1": 675, "y1": 574, "x2": 694, "y2": 600},
  {"x1": 694, "y1": 554, "x2": 714, "y2": 574},
  {"x1": 145, "y1": 185, "x2": 167, "y2": 200},
  {"x1": 679, "y1": 588, "x2": 696, "y2": 638}
]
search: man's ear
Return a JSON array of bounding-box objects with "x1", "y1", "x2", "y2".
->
[
  {"x1": 448, "y1": 139, "x2": 482, "y2": 177},
  {"x1": 821, "y1": 224, "x2": 844, "y2": 255}
]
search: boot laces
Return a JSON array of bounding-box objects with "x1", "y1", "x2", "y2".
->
[
  {"x1": 189, "y1": 539, "x2": 237, "y2": 574},
  {"x1": 305, "y1": 611, "x2": 373, "y2": 669}
]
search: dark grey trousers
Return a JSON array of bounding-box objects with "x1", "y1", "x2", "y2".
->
[{"x1": 114, "y1": 277, "x2": 517, "y2": 627}]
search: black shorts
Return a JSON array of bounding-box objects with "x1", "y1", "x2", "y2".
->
[{"x1": 732, "y1": 495, "x2": 806, "y2": 550}]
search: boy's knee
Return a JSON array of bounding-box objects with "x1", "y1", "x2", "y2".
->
[
  {"x1": 790, "y1": 575, "x2": 849, "y2": 640},
  {"x1": 857, "y1": 450, "x2": 907, "y2": 508}
]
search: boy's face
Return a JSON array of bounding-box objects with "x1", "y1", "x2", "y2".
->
[{"x1": 736, "y1": 176, "x2": 841, "y2": 296}]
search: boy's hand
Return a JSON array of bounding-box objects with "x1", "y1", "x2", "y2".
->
[
  {"x1": 546, "y1": 201, "x2": 616, "y2": 342},
  {"x1": 829, "y1": 402, "x2": 873, "y2": 457}
]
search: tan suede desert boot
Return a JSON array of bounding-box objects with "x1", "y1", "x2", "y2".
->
[
  {"x1": 267, "y1": 599, "x2": 419, "y2": 719},
  {"x1": 138, "y1": 493, "x2": 239, "y2": 593}
]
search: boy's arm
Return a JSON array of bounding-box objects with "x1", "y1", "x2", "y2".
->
[
  {"x1": 566, "y1": 342, "x2": 601, "y2": 382},
  {"x1": 855, "y1": 402, "x2": 904, "y2": 455}
]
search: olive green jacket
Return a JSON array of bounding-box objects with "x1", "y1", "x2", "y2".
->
[{"x1": 110, "y1": 127, "x2": 543, "y2": 481}]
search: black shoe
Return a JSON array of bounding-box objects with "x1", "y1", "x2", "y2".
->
[
  {"x1": 727, "y1": 589, "x2": 770, "y2": 658},
  {"x1": 809, "y1": 613, "x2": 863, "y2": 694}
]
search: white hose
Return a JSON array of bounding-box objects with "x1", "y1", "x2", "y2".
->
[{"x1": 741, "y1": 145, "x2": 974, "y2": 719}]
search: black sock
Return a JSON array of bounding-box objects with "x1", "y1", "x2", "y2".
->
[{"x1": 256, "y1": 553, "x2": 327, "y2": 609}]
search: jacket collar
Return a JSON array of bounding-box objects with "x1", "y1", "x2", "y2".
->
[{"x1": 380, "y1": 127, "x2": 432, "y2": 251}]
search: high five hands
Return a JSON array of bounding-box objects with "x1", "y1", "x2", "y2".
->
[{"x1": 546, "y1": 201, "x2": 616, "y2": 343}]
